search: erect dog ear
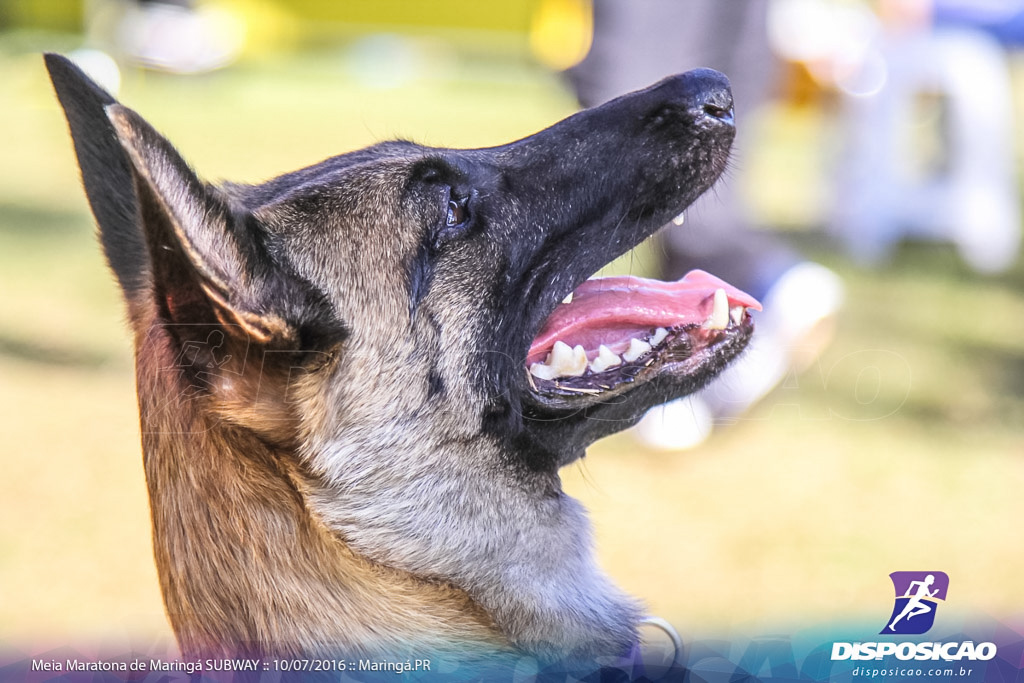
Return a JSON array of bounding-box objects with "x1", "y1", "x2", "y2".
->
[
  {"x1": 46, "y1": 53, "x2": 293, "y2": 344},
  {"x1": 104, "y1": 103, "x2": 292, "y2": 343}
]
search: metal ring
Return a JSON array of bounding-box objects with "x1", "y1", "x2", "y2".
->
[{"x1": 638, "y1": 616, "x2": 683, "y2": 665}]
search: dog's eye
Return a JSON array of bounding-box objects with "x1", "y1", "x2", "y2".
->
[
  {"x1": 446, "y1": 197, "x2": 468, "y2": 227},
  {"x1": 434, "y1": 187, "x2": 475, "y2": 247}
]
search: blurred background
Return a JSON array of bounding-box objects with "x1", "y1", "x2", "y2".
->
[{"x1": 1, "y1": 0, "x2": 1023, "y2": 649}]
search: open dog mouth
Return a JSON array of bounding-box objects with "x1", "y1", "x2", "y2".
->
[
  {"x1": 525, "y1": 268, "x2": 761, "y2": 402},
  {"x1": 491, "y1": 68, "x2": 750, "y2": 422}
]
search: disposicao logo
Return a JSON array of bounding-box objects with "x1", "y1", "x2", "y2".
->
[
  {"x1": 830, "y1": 571, "x2": 998, "y2": 663},
  {"x1": 881, "y1": 571, "x2": 948, "y2": 635}
]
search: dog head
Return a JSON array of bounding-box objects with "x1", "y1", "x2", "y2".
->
[
  {"x1": 48, "y1": 53, "x2": 755, "y2": 658},
  {"x1": 48, "y1": 54, "x2": 753, "y2": 468}
]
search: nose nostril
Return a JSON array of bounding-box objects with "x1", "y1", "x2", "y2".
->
[{"x1": 702, "y1": 103, "x2": 732, "y2": 120}]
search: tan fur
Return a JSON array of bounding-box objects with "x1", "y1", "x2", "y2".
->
[{"x1": 135, "y1": 311, "x2": 505, "y2": 659}]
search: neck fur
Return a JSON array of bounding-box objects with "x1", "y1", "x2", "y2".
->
[{"x1": 134, "y1": 327, "x2": 503, "y2": 659}]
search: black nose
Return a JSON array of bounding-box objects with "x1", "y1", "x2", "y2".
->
[{"x1": 662, "y1": 68, "x2": 735, "y2": 126}]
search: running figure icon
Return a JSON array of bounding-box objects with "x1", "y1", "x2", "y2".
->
[
  {"x1": 889, "y1": 574, "x2": 938, "y2": 631},
  {"x1": 882, "y1": 571, "x2": 949, "y2": 635}
]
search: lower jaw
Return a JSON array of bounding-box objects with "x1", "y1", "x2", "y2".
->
[{"x1": 523, "y1": 319, "x2": 753, "y2": 412}]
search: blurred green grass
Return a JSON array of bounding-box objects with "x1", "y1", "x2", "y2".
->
[{"x1": 1, "y1": 44, "x2": 1022, "y2": 645}]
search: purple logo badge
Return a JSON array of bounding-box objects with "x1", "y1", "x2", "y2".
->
[{"x1": 881, "y1": 571, "x2": 949, "y2": 635}]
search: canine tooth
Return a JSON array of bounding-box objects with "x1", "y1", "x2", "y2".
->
[
  {"x1": 672, "y1": 210, "x2": 686, "y2": 226},
  {"x1": 650, "y1": 327, "x2": 669, "y2": 346},
  {"x1": 562, "y1": 292, "x2": 574, "y2": 305},
  {"x1": 589, "y1": 345, "x2": 622, "y2": 373},
  {"x1": 705, "y1": 288, "x2": 729, "y2": 330},
  {"x1": 730, "y1": 305, "x2": 744, "y2": 325},
  {"x1": 622, "y1": 338, "x2": 652, "y2": 362}
]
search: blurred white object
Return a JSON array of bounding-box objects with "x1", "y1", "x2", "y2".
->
[
  {"x1": 634, "y1": 396, "x2": 714, "y2": 451},
  {"x1": 769, "y1": 0, "x2": 880, "y2": 85},
  {"x1": 833, "y1": 27, "x2": 1021, "y2": 273},
  {"x1": 634, "y1": 262, "x2": 844, "y2": 450},
  {"x1": 117, "y1": 2, "x2": 243, "y2": 74},
  {"x1": 68, "y1": 48, "x2": 122, "y2": 96}
]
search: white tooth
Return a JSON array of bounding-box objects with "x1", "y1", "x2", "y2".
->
[
  {"x1": 671, "y1": 210, "x2": 686, "y2": 226},
  {"x1": 589, "y1": 345, "x2": 622, "y2": 373},
  {"x1": 562, "y1": 292, "x2": 574, "y2": 305},
  {"x1": 622, "y1": 337, "x2": 652, "y2": 362},
  {"x1": 548, "y1": 340, "x2": 574, "y2": 373},
  {"x1": 650, "y1": 327, "x2": 669, "y2": 346},
  {"x1": 730, "y1": 305, "x2": 744, "y2": 325},
  {"x1": 531, "y1": 340, "x2": 588, "y2": 380},
  {"x1": 705, "y1": 288, "x2": 729, "y2": 330},
  {"x1": 567, "y1": 345, "x2": 588, "y2": 376},
  {"x1": 529, "y1": 362, "x2": 559, "y2": 380},
  {"x1": 543, "y1": 341, "x2": 588, "y2": 377}
]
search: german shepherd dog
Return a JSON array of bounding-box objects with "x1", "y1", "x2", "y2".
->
[{"x1": 46, "y1": 53, "x2": 758, "y2": 665}]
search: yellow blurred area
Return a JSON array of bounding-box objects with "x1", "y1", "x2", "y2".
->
[
  {"x1": 218, "y1": 0, "x2": 592, "y2": 68},
  {"x1": 212, "y1": 0, "x2": 300, "y2": 55},
  {"x1": 529, "y1": 0, "x2": 592, "y2": 70}
]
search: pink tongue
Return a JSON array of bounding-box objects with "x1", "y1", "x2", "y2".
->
[{"x1": 527, "y1": 269, "x2": 762, "y2": 365}]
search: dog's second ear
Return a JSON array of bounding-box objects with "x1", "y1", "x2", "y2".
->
[
  {"x1": 105, "y1": 103, "x2": 292, "y2": 343},
  {"x1": 46, "y1": 54, "x2": 294, "y2": 344}
]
